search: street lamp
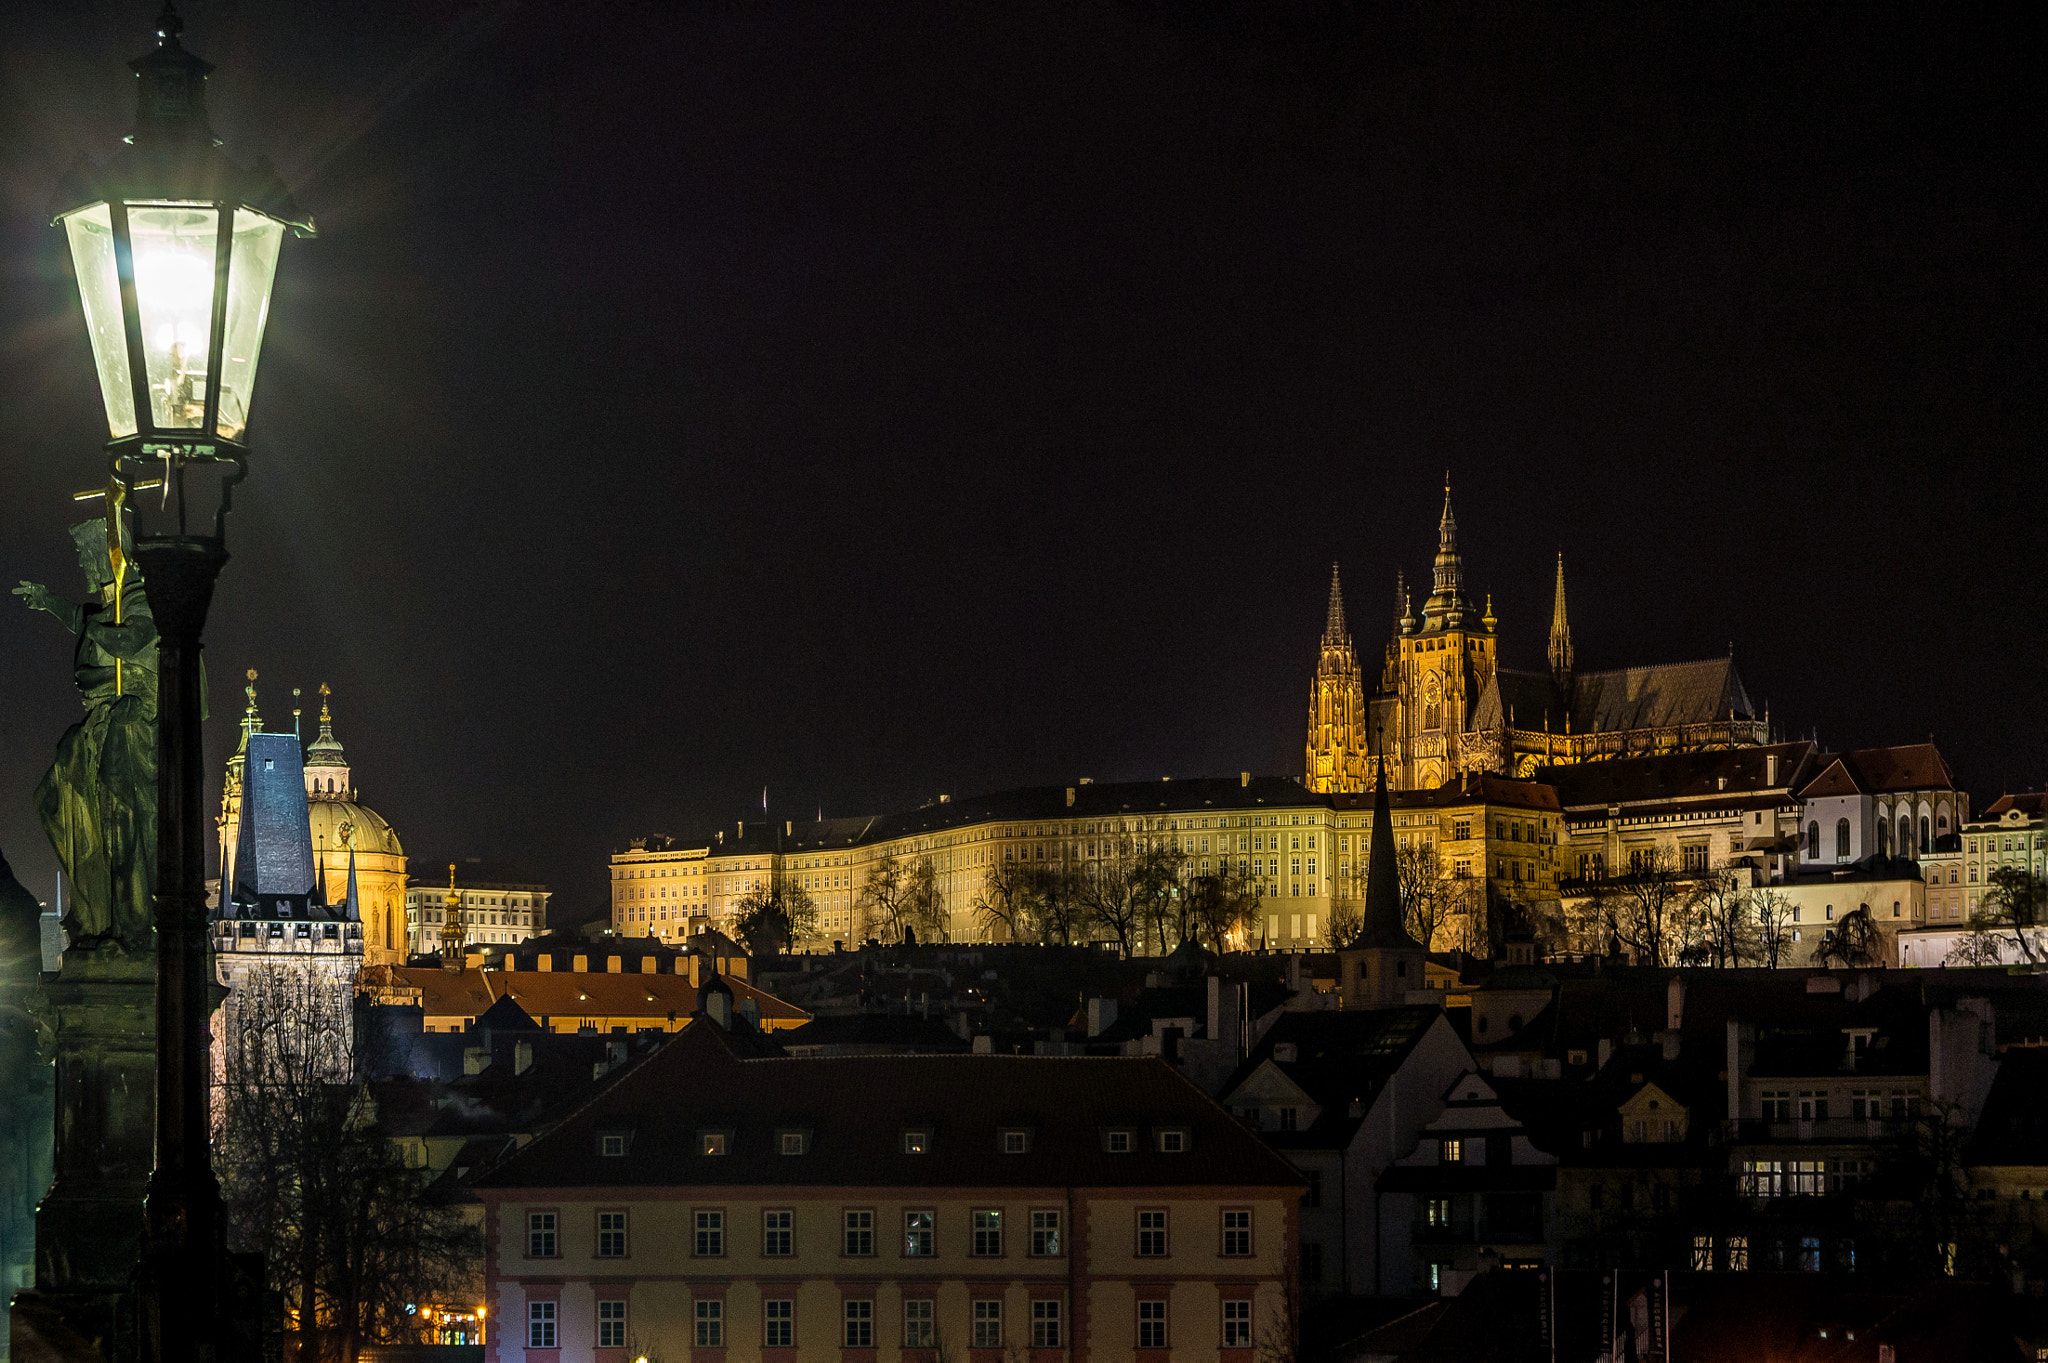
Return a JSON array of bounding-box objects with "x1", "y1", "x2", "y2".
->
[{"x1": 53, "y1": 5, "x2": 311, "y2": 1357}]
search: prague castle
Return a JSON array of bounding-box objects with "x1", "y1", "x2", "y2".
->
[{"x1": 1307, "y1": 486, "x2": 1767, "y2": 793}]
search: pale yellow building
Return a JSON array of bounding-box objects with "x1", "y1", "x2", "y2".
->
[
  {"x1": 477, "y1": 1019, "x2": 1302, "y2": 1363},
  {"x1": 403, "y1": 860, "x2": 551, "y2": 955}
]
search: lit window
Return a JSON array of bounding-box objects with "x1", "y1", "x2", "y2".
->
[
  {"x1": 1440, "y1": 1138, "x2": 1463, "y2": 1164},
  {"x1": 972, "y1": 1209, "x2": 1003, "y2": 1257},
  {"x1": 902, "y1": 1129, "x2": 929, "y2": 1155},
  {"x1": 699, "y1": 1131, "x2": 728, "y2": 1156},
  {"x1": 904, "y1": 1210, "x2": 934, "y2": 1257}
]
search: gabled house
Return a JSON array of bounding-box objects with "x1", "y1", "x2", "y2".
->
[{"x1": 1376, "y1": 1071, "x2": 1558, "y2": 1296}]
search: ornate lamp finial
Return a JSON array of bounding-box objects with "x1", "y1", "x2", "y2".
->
[{"x1": 318, "y1": 681, "x2": 332, "y2": 726}]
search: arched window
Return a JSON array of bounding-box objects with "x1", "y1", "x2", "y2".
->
[
  {"x1": 1836, "y1": 818, "x2": 1851, "y2": 861},
  {"x1": 1424, "y1": 704, "x2": 1440, "y2": 730},
  {"x1": 1898, "y1": 816, "x2": 1911, "y2": 858},
  {"x1": 1920, "y1": 817, "x2": 1930, "y2": 854},
  {"x1": 1875, "y1": 822, "x2": 1889, "y2": 856},
  {"x1": 1807, "y1": 822, "x2": 1820, "y2": 859}
]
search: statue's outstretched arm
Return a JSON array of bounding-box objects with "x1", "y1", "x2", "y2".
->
[{"x1": 13, "y1": 581, "x2": 84, "y2": 635}]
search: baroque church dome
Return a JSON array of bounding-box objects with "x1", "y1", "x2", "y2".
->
[{"x1": 308, "y1": 798, "x2": 403, "y2": 858}]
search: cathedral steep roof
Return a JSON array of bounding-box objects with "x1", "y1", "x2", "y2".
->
[
  {"x1": 233, "y1": 731, "x2": 317, "y2": 909},
  {"x1": 1473, "y1": 657, "x2": 1755, "y2": 736}
]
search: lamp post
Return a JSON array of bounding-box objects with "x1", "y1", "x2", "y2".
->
[{"x1": 52, "y1": 5, "x2": 312, "y2": 1357}]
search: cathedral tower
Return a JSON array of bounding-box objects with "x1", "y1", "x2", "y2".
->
[
  {"x1": 1368, "y1": 481, "x2": 1497, "y2": 789},
  {"x1": 1305, "y1": 563, "x2": 1370, "y2": 793},
  {"x1": 1548, "y1": 553, "x2": 1574, "y2": 688}
]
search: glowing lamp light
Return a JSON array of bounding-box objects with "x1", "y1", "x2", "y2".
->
[{"x1": 53, "y1": 5, "x2": 311, "y2": 456}]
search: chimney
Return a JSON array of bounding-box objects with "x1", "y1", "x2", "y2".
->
[
  {"x1": 607, "y1": 955, "x2": 622, "y2": 973},
  {"x1": 462, "y1": 1046, "x2": 491, "y2": 1076},
  {"x1": 537, "y1": 955, "x2": 553, "y2": 973},
  {"x1": 688, "y1": 953, "x2": 703, "y2": 988},
  {"x1": 1767, "y1": 753, "x2": 1778, "y2": 786},
  {"x1": 1087, "y1": 998, "x2": 1117, "y2": 1038},
  {"x1": 786, "y1": 820, "x2": 793, "y2": 836},
  {"x1": 1207, "y1": 974, "x2": 1221, "y2": 1041},
  {"x1": 1241, "y1": 772, "x2": 1251, "y2": 787},
  {"x1": 1666, "y1": 976, "x2": 1686, "y2": 1031},
  {"x1": 1066, "y1": 788, "x2": 1076, "y2": 808},
  {"x1": 971, "y1": 1035, "x2": 993, "y2": 1055},
  {"x1": 572, "y1": 954, "x2": 589, "y2": 973},
  {"x1": 514, "y1": 1038, "x2": 534, "y2": 1076},
  {"x1": 640, "y1": 956, "x2": 655, "y2": 974},
  {"x1": 674, "y1": 957, "x2": 688, "y2": 975}
]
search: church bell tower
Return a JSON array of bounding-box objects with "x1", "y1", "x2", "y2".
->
[{"x1": 1305, "y1": 563, "x2": 1369, "y2": 793}]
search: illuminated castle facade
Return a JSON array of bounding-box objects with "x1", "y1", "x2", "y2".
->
[{"x1": 1307, "y1": 487, "x2": 1767, "y2": 793}]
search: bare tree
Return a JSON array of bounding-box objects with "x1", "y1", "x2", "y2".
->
[
  {"x1": 1947, "y1": 867, "x2": 2046, "y2": 966},
  {"x1": 1395, "y1": 844, "x2": 1457, "y2": 950},
  {"x1": 1682, "y1": 868, "x2": 1755, "y2": 968},
  {"x1": 731, "y1": 874, "x2": 820, "y2": 957},
  {"x1": 1185, "y1": 865, "x2": 1260, "y2": 952},
  {"x1": 217, "y1": 966, "x2": 477, "y2": 1362},
  {"x1": 1071, "y1": 833, "x2": 1153, "y2": 956},
  {"x1": 972, "y1": 858, "x2": 1043, "y2": 943},
  {"x1": 1136, "y1": 843, "x2": 1192, "y2": 954},
  {"x1": 1324, "y1": 896, "x2": 1362, "y2": 949},
  {"x1": 858, "y1": 854, "x2": 946, "y2": 944},
  {"x1": 1752, "y1": 886, "x2": 1797, "y2": 968},
  {"x1": 1597, "y1": 850, "x2": 1694, "y2": 966}
]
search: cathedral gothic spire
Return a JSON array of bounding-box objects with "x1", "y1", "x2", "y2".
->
[
  {"x1": 1423, "y1": 477, "x2": 1468, "y2": 625},
  {"x1": 1548, "y1": 552, "x2": 1574, "y2": 686},
  {"x1": 1305, "y1": 563, "x2": 1369, "y2": 793}
]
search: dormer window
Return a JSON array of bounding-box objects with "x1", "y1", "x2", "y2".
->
[
  {"x1": 698, "y1": 1131, "x2": 729, "y2": 1156},
  {"x1": 1155, "y1": 1128, "x2": 1188, "y2": 1153},
  {"x1": 1440, "y1": 1138, "x2": 1464, "y2": 1164},
  {"x1": 599, "y1": 1131, "x2": 631, "y2": 1157},
  {"x1": 1000, "y1": 1128, "x2": 1033, "y2": 1155},
  {"x1": 778, "y1": 1130, "x2": 810, "y2": 1156},
  {"x1": 1104, "y1": 1129, "x2": 1134, "y2": 1153},
  {"x1": 901, "y1": 1129, "x2": 930, "y2": 1155}
]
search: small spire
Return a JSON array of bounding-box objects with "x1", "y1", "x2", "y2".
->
[
  {"x1": 1323, "y1": 562, "x2": 1348, "y2": 645},
  {"x1": 318, "y1": 682, "x2": 334, "y2": 737},
  {"x1": 1482, "y1": 593, "x2": 1497, "y2": 631},
  {"x1": 291, "y1": 687, "x2": 302, "y2": 738},
  {"x1": 1548, "y1": 552, "x2": 1574, "y2": 685}
]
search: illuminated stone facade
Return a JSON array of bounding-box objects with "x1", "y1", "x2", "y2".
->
[{"x1": 1311, "y1": 487, "x2": 1769, "y2": 794}]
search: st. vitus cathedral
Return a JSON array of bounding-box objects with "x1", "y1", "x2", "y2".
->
[{"x1": 1307, "y1": 485, "x2": 1766, "y2": 793}]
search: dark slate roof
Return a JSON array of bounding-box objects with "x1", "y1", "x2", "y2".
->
[
  {"x1": 1218, "y1": 1007, "x2": 1445, "y2": 1151},
  {"x1": 1328, "y1": 773, "x2": 1560, "y2": 817},
  {"x1": 1966, "y1": 1049, "x2": 2048, "y2": 1167},
  {"x1": 1356, "y1": 763, "x2": 1420, "y2": 950},
  {"x1": 1981, "y1": 792, "x2": 2048, "y2": 819},
  {"x1": 776, "y1": 1013, "x2": 969, "y2": 1053},
  {"x1": 670, "y1": 776, "x2": 1325, "y2": 857},
  {"x1": 232, "y1": 731, "x2": 316, "y2": 907},
  {"x1": 1473, "y1": 657, "x2": 1755, "y2": 736},
  {"x1": 1542, "y1": 741, "x2": 1818, "y2": 810},
  {"x1": 478, "y1": 1019, "x2": 1303, "y2": 1191},
  {"x1": 1797, "y1": 743, "x2": 1957, "y2": 798},
  {"x1": 409, "y1": 858, "x2": 548, "y2": 890}
]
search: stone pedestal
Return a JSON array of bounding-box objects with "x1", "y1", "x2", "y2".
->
[{"x1": 8, "y1": 948, "x2": 155, "y2": 1363}]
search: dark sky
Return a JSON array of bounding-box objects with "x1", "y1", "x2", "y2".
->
[{"x1": 1, "y1": 1, "x2": 2042, "y2": 920}]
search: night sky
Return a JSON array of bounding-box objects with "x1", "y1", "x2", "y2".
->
[{"x1": 1, "y1": 2, "x2": 2042, "y2": 921}]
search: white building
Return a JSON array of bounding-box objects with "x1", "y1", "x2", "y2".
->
[{"x1": 403, "y1": 859, "x2": 551, "y2": 956}]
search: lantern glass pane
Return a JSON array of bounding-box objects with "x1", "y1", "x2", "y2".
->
[
  {"x1": 62, "y1": 203, "x2": 137, "y2": 438},
  {"x1": 218, "y1": 210, "x2": 284, "y2": 441},
  {"x1": 128, "y1": 201, "x2": 220, "y2": 431}
]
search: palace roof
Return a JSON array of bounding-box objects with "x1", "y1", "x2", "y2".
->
[
  {"x1": 1472, "y1": 656, "x2": 1756, "y2": 737},
  {"x1": 1796, "y1": 743, "x2": 1957, "y2": 798}
]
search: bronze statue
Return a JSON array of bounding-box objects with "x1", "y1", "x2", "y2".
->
[{"x1": 14, "y1": 519, "x2": 158, "y2": 954}]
